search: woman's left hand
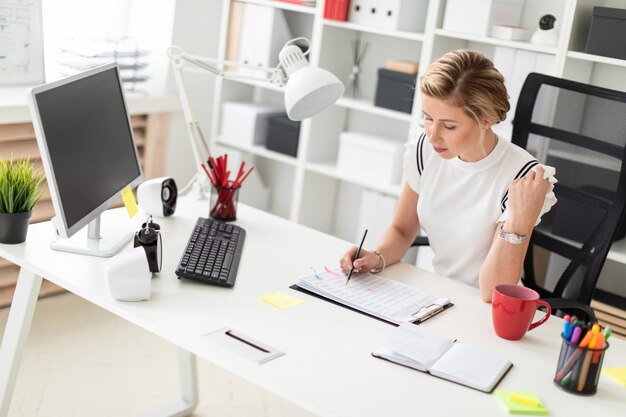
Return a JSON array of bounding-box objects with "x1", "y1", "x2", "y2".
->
[{"x1": 505, "y1": 165, "x2": 550, "y2": 234}]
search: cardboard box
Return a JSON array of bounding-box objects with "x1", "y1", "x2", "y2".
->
[
  {"x1": 348, "y1": 0, "x2": 428, "y2": 32},
  {"x1": 337, "y1": 131, "x2": 405, "y2": 185},
  {"x1": 374, "y1": 68, "x2": 417, "y2": 113},
  {"x1": 266, "y1": 115, "x2": 301, "y2": 157},
  {"x1": 442, "y1": 0, "x2": 524, "y2": 37},
  {"x1": 384, "y1": 59, "x2": 419, "y2": 74},
  {"x1": 585, "y1": 7, "x2": 626, "y2": 60},
  {"x1": 220, "y1": 102, "x2": 284, "y2": 147}
]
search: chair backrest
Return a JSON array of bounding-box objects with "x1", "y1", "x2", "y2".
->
[{"x1": 511, "y1": 73, "x2": 626, "y2": 307}]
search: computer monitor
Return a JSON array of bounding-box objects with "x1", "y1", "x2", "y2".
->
[{"x1": 28, "y1": 63, "x2": 144, "y2": 257}]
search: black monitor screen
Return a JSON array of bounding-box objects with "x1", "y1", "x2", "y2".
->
[{"x1": 34, "y1": 67, "x2": 141, "y2": 229}]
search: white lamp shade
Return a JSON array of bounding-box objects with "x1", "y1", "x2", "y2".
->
[{"x1": 284, "y1": 66, "x2": 344, "y2": 121}]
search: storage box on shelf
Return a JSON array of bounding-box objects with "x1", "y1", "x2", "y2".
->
[
  {"x1": 374, "y1": 68, "x2": 417, "y2": 113},
  {"x1": 220, "y1": 101, "x2": 285, "y2": 147},
  {"x1": 442, "y1": 0, "x2": 525, "y2": 37},
  {"x1": 336, "y1": 131, "x2": 405, "y2": 186},
  {"x1": 266, "y1": 115, "x2": 301, "y2": 157},
  {"x1": 490, "y1": 24, "x2": 531, "y2": 41},
  {"x1": 324, "y1": 0, "x2": 351, "y2": 21},
  {"x1": 348, "y1": 0, "x2": 429, "y2": 32},
  {"x1": 585, "y1": 6, "x2": 626, "y2": 60}
]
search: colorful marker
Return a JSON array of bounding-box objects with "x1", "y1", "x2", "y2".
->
[{"x1": 577, "y1": 324, "x2": 600, "y2": 392}]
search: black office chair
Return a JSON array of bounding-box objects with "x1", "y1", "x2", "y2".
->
[{"x1": 511, "y1": 72, "x2": 626, "y2": 322}]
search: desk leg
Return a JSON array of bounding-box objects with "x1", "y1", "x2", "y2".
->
[
  {"x1": 0, "y1": 269, "x2": 43, "y2": 417},
  {"x1": 141, "y1": 348, "x2": 198, "y2": 417}
]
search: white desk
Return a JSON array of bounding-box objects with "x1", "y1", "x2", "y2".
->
[{"x1": 1, "y1": 198, "x2": 625, "y2": 417}]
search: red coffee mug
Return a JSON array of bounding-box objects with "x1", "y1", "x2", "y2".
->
[{"x1": 492, "y1": 284, "x2": 552, "y2": 340}]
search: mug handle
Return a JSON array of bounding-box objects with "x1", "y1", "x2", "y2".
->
[{"x1": 528, "y1": 300, "x2": 552, "y2": 331}]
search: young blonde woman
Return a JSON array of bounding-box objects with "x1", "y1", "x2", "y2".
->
[{"x1": 340, "y1": 49, "x2": 557, "y2": 302}]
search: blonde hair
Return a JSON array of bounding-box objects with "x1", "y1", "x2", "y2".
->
[{"x1": 419, "y1": 49, "x2": 510, "y2": 126}]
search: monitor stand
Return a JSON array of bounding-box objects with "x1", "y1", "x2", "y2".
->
[{"x1": 51, "y1": 215, "x2": 133, "y2": 257}]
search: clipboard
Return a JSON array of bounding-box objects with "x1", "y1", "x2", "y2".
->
[{"x1": 290, "y1": 284, "x2": 454, "y2": 326}]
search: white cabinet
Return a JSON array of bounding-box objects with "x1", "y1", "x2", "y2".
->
[{"x1": 208, "y1": 0, "x2": 626, "y2": 249}]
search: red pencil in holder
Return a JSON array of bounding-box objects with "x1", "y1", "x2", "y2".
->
[{"x1": 202, "y1": 154, "x2": 253, "y2": 221}]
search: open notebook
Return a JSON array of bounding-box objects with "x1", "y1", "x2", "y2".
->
[
  {"x1": 372, "y1": 323, "x2": 512, "y2": 393},
  {"x1": 292, "y1": 267, "x2": 451, "y2": 325}
]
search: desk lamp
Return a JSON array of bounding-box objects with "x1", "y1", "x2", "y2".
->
[{"x1": 167, "y1": 37, "x2": 345, "y2": 197}]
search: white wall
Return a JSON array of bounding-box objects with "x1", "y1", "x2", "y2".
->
[{"x1": 164, "y1": 0, "x2": 224, "y2": 187}]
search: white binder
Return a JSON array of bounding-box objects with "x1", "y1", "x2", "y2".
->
[
  {"x1": 237, "y1": 4, "x2": 292, "y2": 78},
  {"x1": 348, "y1": 0, "x2": 428, "y2": 32}
]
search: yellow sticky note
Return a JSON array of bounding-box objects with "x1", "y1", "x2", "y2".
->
[
  {"x1": 260, "y1": 291, "x2": 304, "y2": 310},
  {"x1": 120, "y1": 185, "x2": 138, "y2": 218},
  {"x1": 495, "y1": 390, "x2": 548, "y2": 415},
  {"x1": 603, "y1": 366, "x2": 626, "y2": 387}
]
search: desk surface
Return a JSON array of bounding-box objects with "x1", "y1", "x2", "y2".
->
[{"x1": 1, "y1": 198, "x2": 625, "y2": 417}]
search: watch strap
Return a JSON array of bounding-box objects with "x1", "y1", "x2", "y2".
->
[{"x1": 499, "y1": 225, "x2": 527, "y2": 245}]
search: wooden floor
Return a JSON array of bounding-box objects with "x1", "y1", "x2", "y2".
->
[{"x1": 0, "y1": 292, "x2": 315, "y2": 417}]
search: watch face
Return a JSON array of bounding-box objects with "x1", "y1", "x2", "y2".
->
[{"x1": 500, "y1": 228, "x2": 526, "y2": 245}]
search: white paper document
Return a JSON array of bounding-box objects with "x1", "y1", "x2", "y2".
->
[{"x1": 295, "y1": 268, "x2": 451, "y2": 325}]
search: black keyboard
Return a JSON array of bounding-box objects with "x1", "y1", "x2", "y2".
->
[{"x1": 175, "y1": 217, "x2": 246, "y2": 287}]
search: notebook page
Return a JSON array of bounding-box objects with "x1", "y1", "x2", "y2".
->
[
  {"x1": 428, "y1": 343, "x2": 512, "y2": 392},
  {"x1": 297, "y1": 269, "x2": 449, "y2": 324},
  {"x1": 372, "y1": 323, "x2": 455, "y2": 371}
]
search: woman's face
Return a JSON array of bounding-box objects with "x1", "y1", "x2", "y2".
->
[{"x1": 421, "y1": 95, "x2": 486, "y2": 163}]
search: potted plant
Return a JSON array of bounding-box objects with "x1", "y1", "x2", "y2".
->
[{"x1": 0, "y1": 157, "x2": 45, "y2": 244}]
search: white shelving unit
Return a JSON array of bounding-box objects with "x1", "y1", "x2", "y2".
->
[{"x1": 209, "y1": 0, "x2": 626, "y2": 255}]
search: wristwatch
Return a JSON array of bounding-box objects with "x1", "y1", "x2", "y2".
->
[{"x1": 499, "y1": 225, "x2": 527, "y2": 245}]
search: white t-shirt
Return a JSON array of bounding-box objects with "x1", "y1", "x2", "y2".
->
[{"x1": 403, "y1": 129, "x2": 557, "y2": 287}]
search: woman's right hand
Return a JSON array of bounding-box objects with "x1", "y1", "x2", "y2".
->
[{"x1": 339, "y1": 247, "x2": 380, "y2": 275}]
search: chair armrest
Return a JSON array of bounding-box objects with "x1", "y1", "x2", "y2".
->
[{"x1": 543, "y1": 298, "x2": 597, "y2": 323}]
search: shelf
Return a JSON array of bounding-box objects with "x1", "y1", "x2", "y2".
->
[
  {"x1": 235, "y1": 0, "x2": 317, "y2": 14},
  {"x1": 306, "y1": 161, "x2": 402, "y2": 196},
  {"x1": 324, "y1": 19, "x2": 425, "y2": 42},
  {"x1": 216, "y1": 137, "x2": 298, "y2": 166},
  {"x1": 434, "y1": 29, "x2": 558, "y2": 54},
  {"x1": 335, "y1": 96, "x2": 413, "y2": 122},
  {"x1": 608, "y1": 239, "x2": 626, "y2": 265},
  {"x1": 566, "y1": 51, "x2": 626, "y2": 68}
]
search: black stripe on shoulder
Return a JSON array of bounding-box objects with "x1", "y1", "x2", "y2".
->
[
  {"x1": 514, "y1": 160, "x2": 539, "y2": 180},
  {"x1": 416, "y1": 132, "x2": 426, "y2": 175},
  {"x1": 501, "y1": 160, "x2": 540, "y2": 212}
]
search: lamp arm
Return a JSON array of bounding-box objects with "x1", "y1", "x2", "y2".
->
[
  {"x1": 168, "y1": 47, "x2": 288, "y2": 86},
  {"x1": 169, "y1": 57, "x2": 211, "y2": 169}
]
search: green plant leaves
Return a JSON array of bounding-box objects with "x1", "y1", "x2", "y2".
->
[{"x1": 0, "y1": 157, "x2": 46, "y2": 214}]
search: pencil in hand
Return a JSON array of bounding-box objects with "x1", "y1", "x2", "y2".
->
[{"x1": 346, "y1": 229, "x2": 368, "y2": 285}]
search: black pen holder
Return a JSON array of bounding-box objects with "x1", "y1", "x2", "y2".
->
[{"x1": 553, "y1": 334, "x2": 609, "y2": 396}]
